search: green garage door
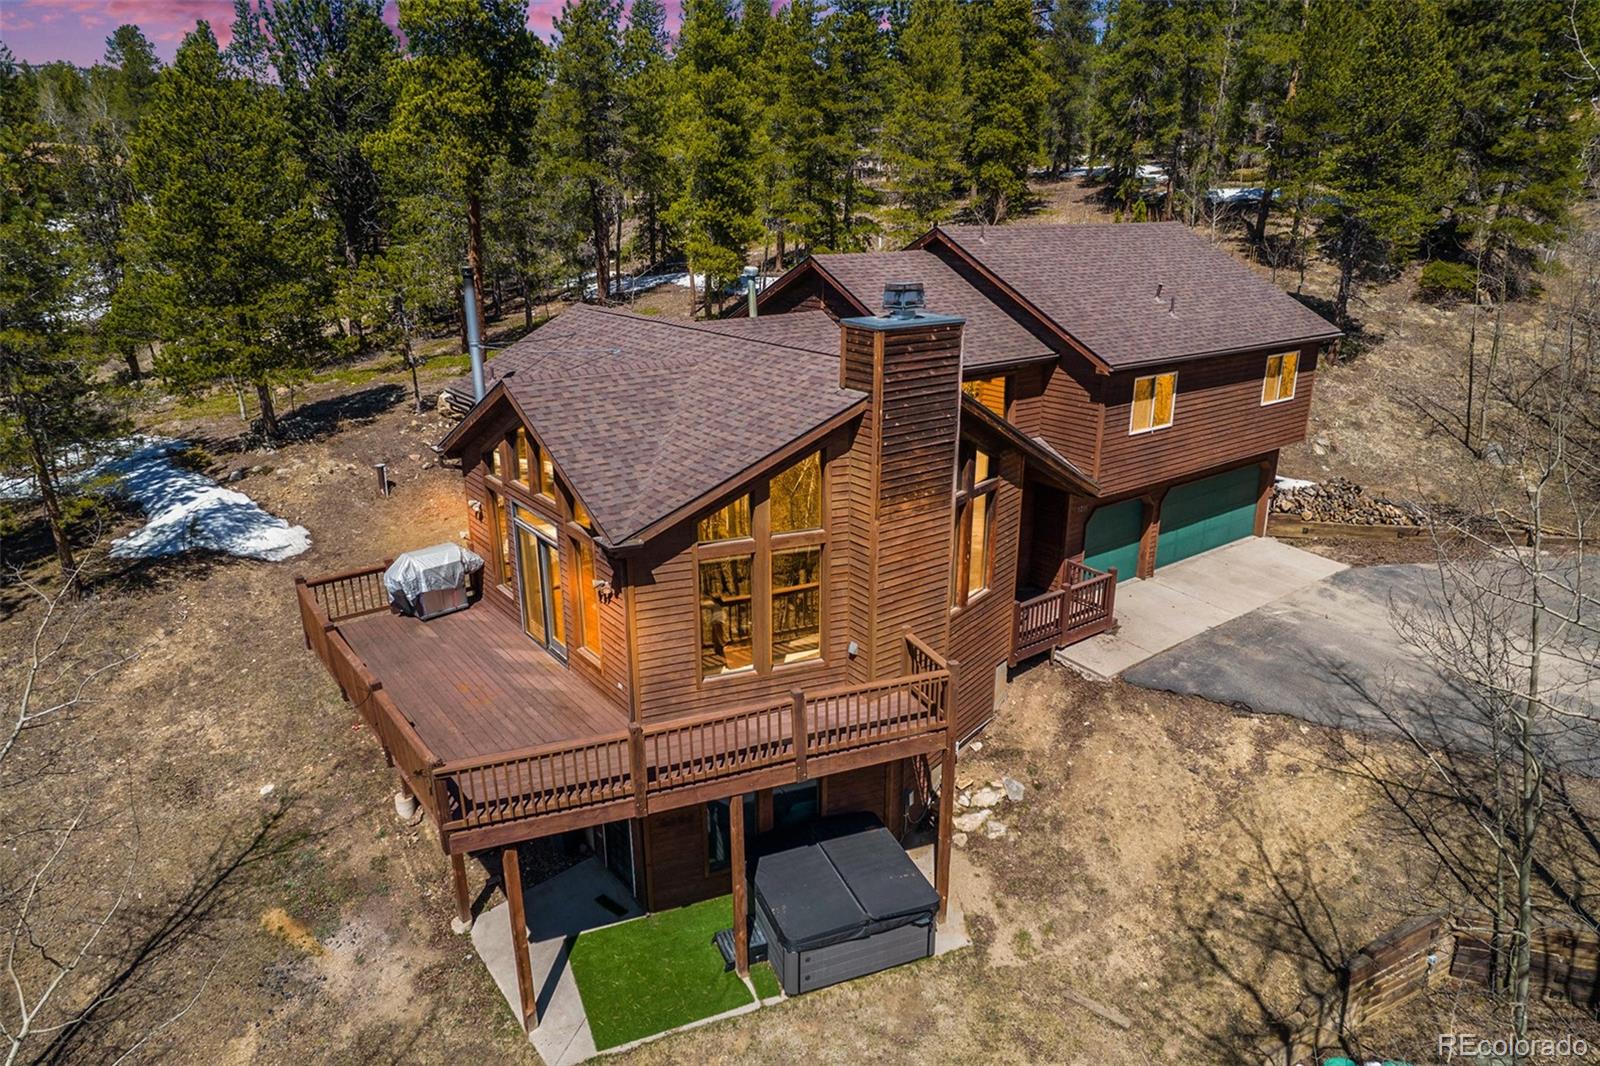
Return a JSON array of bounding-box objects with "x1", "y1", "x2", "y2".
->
[
  {"x1": 1156, "y1": 465, "x2": 1260, "y2": 567},
  {"x1": 1083, "y1": 498, "x2": 1142, "y2": 578}
]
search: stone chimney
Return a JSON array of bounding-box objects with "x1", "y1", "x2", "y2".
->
[{"x1": 839, "y1": 282, "x2": 965, "y2": 679}]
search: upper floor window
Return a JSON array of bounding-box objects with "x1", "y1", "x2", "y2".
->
[
  {"x1": 962, "y1": 375, "x2": 1007, "y2": 415},
  {"x1": 1262, "y1": 352, "x2": 1299, "y2": 405},
  {"x1": 1130, "y1": 371, "x2": 1177, "y2": 434},
  {"x1": 697, "y1": 451, "x2": 826, "y2": 679},
  {"x1": 571, "y1": 533, "x2": 602, "y2": 659},
  {"x1": 951, "y1": 444, "x2": 997, "y2": 609},
  {"x1": 486, "y1": 440, "x2": 504, "y2": 480},
  {"x1": 488, "y1": 489, "x2": 512, "y2": 591},
  {"x1": 514, "y1": 429, "x2": 533, "y2": 487}
]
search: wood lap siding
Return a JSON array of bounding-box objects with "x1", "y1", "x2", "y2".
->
[
  {"x1": 866, "y1": 326, "x2": 962, "y2": 677},
  {"x1": 1040, "y1": 361, "x2": 1101, "y2": 473},
  {"x1": 1096, "y1": 344, "x2": 1318, "y2": 497},
  {"x1": 630, "y1": 427, "x2": 857, "y2": 722},
  {"x1": 949, "y1": 448, "x2": 1023, "y2": 739}
]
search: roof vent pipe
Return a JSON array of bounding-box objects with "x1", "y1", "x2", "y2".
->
[
  {"x1": 461, "y1": 264, "x2": 486, "y2": 402},
  {"x1": 882, "y1": 280, "x2": 926, "y2": 320},
  {"x1": 743, "y1": 264, "x2": 760, "y2": 318},
  {"x1": 1155, "y1": 282, "x2": 1164, "y2": 299}
]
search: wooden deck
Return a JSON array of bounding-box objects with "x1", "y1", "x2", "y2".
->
[
  {"x1": 1010, "y1": 561, "x2": 1117, "y2": 665},
  {"x1": 340, "y1": 600, "x2": 626, "y2": 763},
  {"x1": 295, "y1": 563, "x2": 954, "y2": 855}
]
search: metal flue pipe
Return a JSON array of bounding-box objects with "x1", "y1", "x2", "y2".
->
[
  {"x1": 743, "y1": 264, "x2": 760, "y2": 318},
  {"x1": 461, "y1": 264, "x2": 486, "y2": 402}
]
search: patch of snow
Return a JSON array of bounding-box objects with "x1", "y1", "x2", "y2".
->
[
  {"x1": 1275, "y1": 475, "x2": 1317, "y2": 490},
  {"x1": 98, "y1": 437, "x2": 311, "y2": 562}
]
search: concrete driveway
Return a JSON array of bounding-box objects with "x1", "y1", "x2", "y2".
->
[
  {"x1": 1054, "y1": 537, "x2": 1348, "y2": 680},
  {"x1": 1121, "y1": 560, "x2": 1600, "y2": 769}
]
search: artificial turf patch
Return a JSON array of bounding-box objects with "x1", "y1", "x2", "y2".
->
[
  {"x1": 750, "y1": 960, "x2": 782, "y2": 1000},
  {"x1": 569, "y1": 895, "x2": 756, "y2": 1050}
]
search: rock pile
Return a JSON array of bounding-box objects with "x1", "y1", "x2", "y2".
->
[
  {"x1": 1272, "y1": 477, "x2": 1424, "y2": 527},
  {"x1": 952, "y1": 774, "x2": 1027, "y2": 843}
]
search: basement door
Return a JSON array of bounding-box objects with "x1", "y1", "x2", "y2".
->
[
  {"x1": 1082, "y1": 498, "x2": 1142, "y2": 578},
  {"x1": 1155, "y1": 465, "x2": 1260, "y2": 567}
]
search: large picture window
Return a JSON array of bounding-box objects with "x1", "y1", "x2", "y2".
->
[
  {"x1": 951, "y1": 443, "x2": 997, "y2": 609},
  {"x1": 696, "y1": 451, "x2": 826, "y2": 679}
]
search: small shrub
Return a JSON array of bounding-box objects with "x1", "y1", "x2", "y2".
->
[{"x1": 1418, "y1": 260, "x2": 1477, "y2": 303}]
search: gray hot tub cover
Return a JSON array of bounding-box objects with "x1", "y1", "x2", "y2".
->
[{"x1": 384, "y1": 543, "x2": 483, "y2": 608}]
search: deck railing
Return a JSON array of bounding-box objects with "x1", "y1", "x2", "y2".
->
[
  {"x1": 296, "y1": 568, "x2": 445, "y2": 819},
  {"x1": 1011, "y1": 562, "x2": 1117, "y2": 664},
  {"x1": 297, "y1": 565, "x2": 951, "y2": 846}
]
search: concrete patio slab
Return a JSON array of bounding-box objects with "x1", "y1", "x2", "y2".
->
[
  {"x1": 1055, "y1": 537, "x2": 1347, "y2": 680},
  {"x1": 471, "y1": 857, "x2": 642, "y2": 1066}
]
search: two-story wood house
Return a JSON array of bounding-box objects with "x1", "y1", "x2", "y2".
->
[{"x1": 293, "y1": 223, "x2": 1337, "y2": 1032}]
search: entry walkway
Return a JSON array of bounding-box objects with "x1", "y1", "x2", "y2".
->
[{"x1": 1054, "y1": 537, "x2": 1346, "y2": 680}]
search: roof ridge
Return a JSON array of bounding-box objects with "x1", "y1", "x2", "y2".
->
[{"x1": 583, "y1": 303, "x2": 839, "y2": 358}]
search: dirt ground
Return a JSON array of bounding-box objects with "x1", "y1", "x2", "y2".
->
[{"x1": 2, "y1": 187, "x2": 1591, "y2": 1064}]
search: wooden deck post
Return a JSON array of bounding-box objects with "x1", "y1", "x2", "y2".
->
[
  {"x1": 450, "y1": 853, "x2": 473, "y2": 933},
  {"x1": 502, "y1": 846, "x2": 538, "y2": 1032},
  {"x1": 730, "y1": 791, "x2": 749, "y2": 976},
  {"x1": 790, "y1": 689, "x2": 808, "y2": 781},
  {"x1": 936, "y1": 660, "x2": 958, "y2": 922},
  {"x1": 629, "y1": 722, "x2": 648, "y2": 816}
]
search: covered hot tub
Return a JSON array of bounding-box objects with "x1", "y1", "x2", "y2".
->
[{"x1": 752, "y1": 813, "x2": 939, "y2": 996}]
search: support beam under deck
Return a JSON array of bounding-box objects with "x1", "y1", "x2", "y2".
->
[
  {"x1": 502, "y1": 846, "x2": 538, "y2": 1032},
  {"x1": 731, "y1": 791, "x2": 749, "y2": 976}
]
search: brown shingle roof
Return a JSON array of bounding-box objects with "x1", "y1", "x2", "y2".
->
[
  {"x1": 467, "y1": 305, "x2": 864, "y2": 544},
  {"x1": 930, "y1": 223, "x2": 1341, "y2": 369},
  {"x1": 810, "y1": 251, "x2": 1054, "y2": 369}
]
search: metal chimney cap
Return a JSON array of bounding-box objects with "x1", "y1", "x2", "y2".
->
[{"x1": 882, "y1": 281, "x2": 926, "y2": 319}]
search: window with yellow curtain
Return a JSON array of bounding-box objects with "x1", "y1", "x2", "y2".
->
[
  {"x1": 1261, "y1": 352, "x2": 1299, "y2": 404},
  {"x1": 1130, "y1": 371, "x2": 1177, "y2": 433}
]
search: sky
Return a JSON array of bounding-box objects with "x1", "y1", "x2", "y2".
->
[{"x1": 0, "y1": 0, "x2": 637, "y2": 67}]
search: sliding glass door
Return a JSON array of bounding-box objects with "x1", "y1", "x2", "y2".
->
[{"x1": 513, "y1": 507, "x2": 565, "y2": 659}]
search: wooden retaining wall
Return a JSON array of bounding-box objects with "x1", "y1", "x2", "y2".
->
[
  {"x1": 1452, "y1": 926, "x2": 1600, "y2": 1012},
  {"x1": 1342, "y1": 914, "x2": 1454, "y2": 1025}
]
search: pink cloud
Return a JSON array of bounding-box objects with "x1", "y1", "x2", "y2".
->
[{"x1": 4, "y1": 0, "x2": 685, "y2": 67}]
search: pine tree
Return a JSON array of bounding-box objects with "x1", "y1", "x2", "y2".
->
[
  {"x1": 881, "y1": 0, "x2": 966, "y2": 238},
  {"x1": 620, "y1": 0, "x2": 674, "y2": 268},
  {"x1": 0, "y1": 47, "x2": 114, "y2": 582},
  {"x1": 824, "y1": 0, "x2": 888, "y2": 249},
  {"x1": 1445, "y1": 0, "x2": 1598, "y2": 298},
  {"x1": 1229, "y1": 0, "x2": 1308, "y2": 243},
  {"x1": 1041, "y1": 0, "x2": 1097, "y2": 177},
  {"x1": 1302, "y1": 0, "x2": 1458, "y2": 327},
  {"x1": 377, "y1": 0, "x2": 543, "y2": 336},
  {"x1": 120, "y1": 24, "x2": 334, "y2": 438},
  {"x1": 766, "y1": 0, "x2": 841, "y2": 255},
  {"x1": 667, "y1": 0, "x2": 761, "y2": 316},
  {"x1": 961, "y1": 0, "x2": 1046, "y2": 222},
  {"x1": 1090, "y1": 0, "x2": 1229, "y2": 218},
  {"x1": 549, "y1": 0, "x2": 625, "y2": 303},
  {"x1": 244, "y1": 0, "x2": 398, "y2": 289},
  {"x1": 100, "y1": 25, "x2": 161, "y2": 125}
]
